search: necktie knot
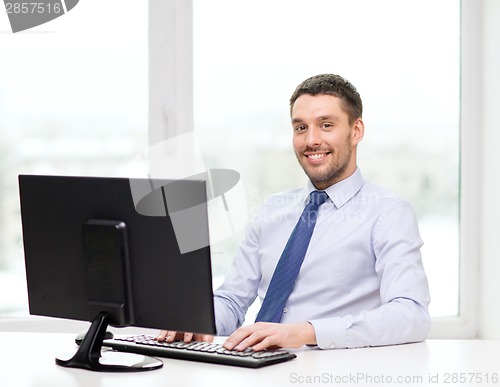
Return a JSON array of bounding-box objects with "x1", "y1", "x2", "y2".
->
[{"x1": 309, "y1": 190, "x2": 328, "y2": 206}]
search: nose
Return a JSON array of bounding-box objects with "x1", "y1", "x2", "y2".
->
[{"x1": 305, "y1": 126, "x2": 322, "y2": 147}]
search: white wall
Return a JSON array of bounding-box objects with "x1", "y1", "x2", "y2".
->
[{"x1": 479, "y1": 0, "x2": 500, "y2": 339}]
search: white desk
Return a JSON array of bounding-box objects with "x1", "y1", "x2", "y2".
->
[{"x1": 1, "y1": 331, "x2": 499, "y2": 387}]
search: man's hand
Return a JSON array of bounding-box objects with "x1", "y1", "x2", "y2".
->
[
  {"x1": 223, "y1": 322, "x2": 316, "y2": 352},
  {"x1": 156, "y1": 330, "x2": 214, "y2": 343}
]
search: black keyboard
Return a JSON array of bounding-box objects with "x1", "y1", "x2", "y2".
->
[{"x1": 103, "y1": 335, "x2": 297, "y2": 368}]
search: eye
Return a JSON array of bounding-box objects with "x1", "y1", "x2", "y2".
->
[
  {"x1": 321, "y1": 122, "x2": 334, "y2": 130},
  {"x1": 294, "y1": 125, "x2": 307, "y2": 132}
]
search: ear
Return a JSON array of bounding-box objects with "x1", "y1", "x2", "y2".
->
[{"x1": 351, "y1": 118, "x2": 365, "y2": 145}]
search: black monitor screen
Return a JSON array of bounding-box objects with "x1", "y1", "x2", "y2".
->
[{"x1": 18, "y1": 174, "x2": 216, "y2": 371}]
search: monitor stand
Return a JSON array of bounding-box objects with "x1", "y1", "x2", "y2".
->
[{"x1": 56, "y1": 312, "x2": 163, "y2": 372}]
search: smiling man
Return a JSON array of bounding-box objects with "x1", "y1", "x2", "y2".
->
[
  {"x1": 291, "y1": 91, "x2": 363, "y2": 190},
  {"x1": 158, "y1": 74, "x2": 431, "y2": 351}
]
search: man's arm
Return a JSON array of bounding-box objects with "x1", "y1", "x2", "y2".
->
[
  {"x1": 221, "y1": 296, "x2": 429, "y2": 351},
  {"x1": 310, "y1": 297, "x2": 430, "y2": 349},
  {"x1": 312, "y1": 201, "x2": 431, "y2": 349}
]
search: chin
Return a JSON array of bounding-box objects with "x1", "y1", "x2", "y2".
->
[{"x1": 305, "y1": 167, "x2": 348, "y2": 188}]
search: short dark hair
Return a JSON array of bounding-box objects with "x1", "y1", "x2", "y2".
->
[{"x1": 289, "y1": 74, "x2": 363, "y2": 124}]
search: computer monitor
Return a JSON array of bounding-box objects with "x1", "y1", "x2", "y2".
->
[{"x1": 18, "y1": 174, "x2": 216, "y2": 372}]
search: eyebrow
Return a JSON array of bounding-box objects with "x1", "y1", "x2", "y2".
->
[
  {"x1": 317, "y1": 114, "x2": 338, "y2": 122},
  {"x1": 291, "y1": 114, "x2": 338, "y2": 124}
]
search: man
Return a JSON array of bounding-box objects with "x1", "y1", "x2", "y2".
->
[{"x1": 158, "y1": 74, "x2": 431, "y2": 350}]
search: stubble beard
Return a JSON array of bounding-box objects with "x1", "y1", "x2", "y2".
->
[{"x1": 296, "y1": 141, "x2": 353, "y2": 189}]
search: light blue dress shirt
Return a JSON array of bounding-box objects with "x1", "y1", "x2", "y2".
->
[{"x1": 213, "y1": 169, "x2": 431, "y2": 349}]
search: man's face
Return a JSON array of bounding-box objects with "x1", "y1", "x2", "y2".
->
[{"x1": 291, "y1": 94, "x2": 364, "y2": 190}]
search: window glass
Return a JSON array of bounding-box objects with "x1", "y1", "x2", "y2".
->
[
  {"x1": 0, "y1": 0, "x2": 148, "y2": 315},
  {"x1": 193, "y1": 0, "x2": 460, "y2": 318}
]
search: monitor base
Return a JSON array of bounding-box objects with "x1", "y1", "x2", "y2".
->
[{"x1": 56, "y1": 312, "x2": 162, "y2": 372}]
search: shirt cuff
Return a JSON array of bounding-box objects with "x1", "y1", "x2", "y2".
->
[{"x1": 308, "y1": 316, "x2": 352, "y2": 349}]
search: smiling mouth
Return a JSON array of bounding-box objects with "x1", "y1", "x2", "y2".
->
[{"x1": 306, "y1": 152, "x2": 329, "y2": 162}]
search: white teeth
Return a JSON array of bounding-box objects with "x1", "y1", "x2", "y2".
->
[{"x1": 308, "y1": 153, "x2": 325, "y2": 160}]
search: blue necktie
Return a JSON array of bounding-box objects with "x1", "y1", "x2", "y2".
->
[{"x1": 255, "y1": 190, "x2": 329, "y2": 323}]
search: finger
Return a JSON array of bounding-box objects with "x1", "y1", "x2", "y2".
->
[
  {"x1": 156, "y1": 330, "x2": 169, "y2": 342},
  {"x1": 250, "y1": 336, "x2": 279, "y2": 352},
  {"x1": 183, "y1": 332, "x2": 194, "y2": 342},
  {"x1": 157, "y1": 330, "x2": 178, "y2": 343},
  {"x1": 167, "y1": 331, "x2": 181, "y2": 342},
  {"x1": 224, "y1": 326, "x2": 257, "y2": 350},
  {"x1": 201, "y1": 334, "x2": 215, "y2": 343},
  {"x1": 234, "y1": 330, "x2": 269, "y2": 351}
]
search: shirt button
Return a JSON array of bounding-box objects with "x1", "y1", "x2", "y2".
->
[
  {"x1": 283, "y1": 308, "x2": 288, "y2": 313},
  {"x1": 329, "y1": 344, "x2": 336, "y2": 349}
]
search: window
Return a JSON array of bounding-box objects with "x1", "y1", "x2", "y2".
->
[
  {"x1": 2, "y1": 0, "x2": 472, "y2": 337},
  {"x1": 0, "y1": 0, "x2": 148, "y2": 315}
]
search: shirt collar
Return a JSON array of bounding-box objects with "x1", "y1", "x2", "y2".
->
[{"x1": 305, "y1": 168, "x2": 365, "y2": 209}]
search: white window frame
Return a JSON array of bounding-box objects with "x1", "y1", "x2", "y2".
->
[
  {"x1": 149, "y1": 0, "x2": 193, "y2": 145},
  {"x1": 428, "y1": 0, "x2": 481, "y2": 338},
  {"x1": 151, "y1": 0, "x2": 481, "y2": 338}
]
